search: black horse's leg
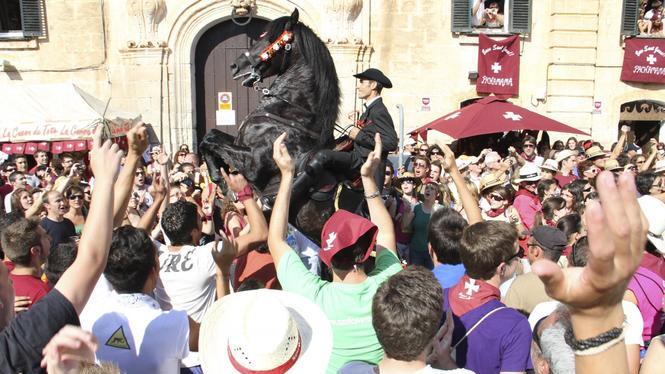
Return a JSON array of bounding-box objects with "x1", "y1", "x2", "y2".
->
[{"x1": 199, "y1": 129, "x2": 258, "y2": 186}]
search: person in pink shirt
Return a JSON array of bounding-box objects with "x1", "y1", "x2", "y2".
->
[{"x1": 513, "y1": 163, "x2": 542, "y2": 230}]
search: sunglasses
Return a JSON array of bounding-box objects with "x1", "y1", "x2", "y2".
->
[
  {"x1": 505, "y1": 247, "x2": 524, "y2": 263},
  {"x1": 135, "y1": 172, "x2": 145, "y2": 176},
  {"x1": 489, "y1": 193, "x2": 505, "y2": 202},
  {"x1": 430, "y1": 150, "x2": 441, "y2": 155},
  {"x1": 68, "y1": 194, "x2": 84, "y2": 200},
  {"x1": 402, "y1": 180, "x2": 414, "y2": 184},
  {"x1": 420, "y1": 148, "x2": 429, "y2": 152},
  {"x1": 84, "y1": 191, "x2": 92, "y2": 195},
  {"x1": 523, "y1": 144, "x2": 535, "y2": 148}
]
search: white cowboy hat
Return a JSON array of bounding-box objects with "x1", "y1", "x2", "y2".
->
[
  {"x1": 199, "y1": 289, "x2": 332, "y2": 373},
  {"x1": 555, "y1": 149, "x2": 578, "y2": 163},
  {"x1": 638, "y1": 195, "x2": 665, "y2": 255},
  {"x1": 539, "y1": 159, "x2": 559, "y2": 173},
  {"x1": 515, "y1": 163, "x2": 542, "y2": 183}
]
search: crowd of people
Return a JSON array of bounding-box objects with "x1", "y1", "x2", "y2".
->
[
  {"x1": 0, "y1": 121, "x2": 661, "y2": 373},
  {"x1": 0, "y1": 62, "x2": 664, "y2": 373}
]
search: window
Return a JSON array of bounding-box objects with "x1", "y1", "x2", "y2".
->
[
  {"x1": 623, "y1": 0, "x2": 665, "y2": 37},
  {"x1": 0, "y1": 0, "x2": 45, "y2": 39},
  {"x1": 451, "y1": 0, "x2": 532, "y2": 35}
]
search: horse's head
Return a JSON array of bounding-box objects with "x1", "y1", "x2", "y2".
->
[{"x1": 231, "y1": 9, "x2": 300, "y2": 87}]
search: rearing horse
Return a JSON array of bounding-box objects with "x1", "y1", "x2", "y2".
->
[{"x1": 199, "y1": 9, "x2": 342, "y2": 240}]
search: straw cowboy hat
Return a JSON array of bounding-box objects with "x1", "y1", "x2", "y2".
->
[
  {"x1": 456, "y1": 155, "x2": 479, "y2": 171},
  {"x1": 584, "y1": 145, "x2": 605, "y2": 160},
  {"x1": 479, "y1": 172, "x2": 507, "y2": 192},
  {"x1": 199, "y1": 289, "x2": 332, "y2": 373},
  {"x1": 397, "y1": 171, "x2": 418, "y2": 184}
]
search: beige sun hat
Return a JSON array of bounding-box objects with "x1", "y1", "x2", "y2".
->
[
  {"x1": 555, "y1": 149, "x2": 578, "y2": 163},
  {"x1": 199, "y1": 289, "x2": 332, "y2": 374},
  {"x1": 539, "y1": 159, "x2": 559, "y2": 173},
  {"x1": 603, "y1": 159, "x2": 623, "y2": 171}
]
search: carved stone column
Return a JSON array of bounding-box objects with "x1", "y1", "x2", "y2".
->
[{"x1": 126, "y1": 0, "x2": 167, "y2": 48}]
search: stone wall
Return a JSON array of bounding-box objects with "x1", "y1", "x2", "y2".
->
[{"x1": 1, "y1": 0, "x2": 664, "y2": 152}]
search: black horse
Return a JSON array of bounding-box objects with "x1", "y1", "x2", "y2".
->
[{"x1": 200, "y1": 9, "x2": 349, "y2": 241}]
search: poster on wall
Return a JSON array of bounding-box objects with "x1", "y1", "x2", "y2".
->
[
  {"x1": 620, "y1": 38, "x2": 665, "y2": 84},
  {"x1": 476, "y1": 34, "x2": 520, "y2": 96}
]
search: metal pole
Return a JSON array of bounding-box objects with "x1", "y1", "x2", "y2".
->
[{"x1": 396, "y1": 104, "x2": 405, "y2": 167}]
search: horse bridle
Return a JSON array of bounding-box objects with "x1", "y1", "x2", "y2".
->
[{"x1": 238, "y1": 30, "x2": 294, "y2": 87}]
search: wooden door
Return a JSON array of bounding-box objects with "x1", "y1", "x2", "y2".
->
[{"x1": 194, "y1": 18, "x2": 273, "y2": 146}]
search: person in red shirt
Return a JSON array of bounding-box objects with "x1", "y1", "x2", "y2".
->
[
  {"x1": 554, "y1": 149, "x2": 579, "y2": 188},
  {"x1": 1, "y1": 218, "x2": 52, "y2": 307}
]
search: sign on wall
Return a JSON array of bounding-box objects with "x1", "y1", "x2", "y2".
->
[
  {"x1": 476, "y1": 34, "x2": 520, "y2": 96},
  {"x1": 621, "y1": 38, "x2": 665, "y2": 84},
  {"x1": 216, "y1": 91, "x2": 236, "y2": 126}
]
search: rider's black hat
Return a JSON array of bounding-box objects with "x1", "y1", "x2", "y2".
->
[{"x1": 353, "y1": 68, "x2": 393, "y2": 89}]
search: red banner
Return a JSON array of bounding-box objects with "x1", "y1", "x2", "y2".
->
[
  {"x1": 621, "y1": 38, "x2": 665, "y2": 84},
  {"x1": 477, "y1": 34, "x2": 520, "y2": 96}
]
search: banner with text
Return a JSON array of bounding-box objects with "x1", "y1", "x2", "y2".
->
[
  {"x1": 621, "y1": 38, "x2": 665, "y2": 84},
  {"x1": 477, "y1": 34, "x2": 520, "y2": 96}
]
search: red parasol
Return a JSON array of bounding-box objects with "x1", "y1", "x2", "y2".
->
[{"x1": 410, "y1": 96, "x2": 589, "y2": 142}]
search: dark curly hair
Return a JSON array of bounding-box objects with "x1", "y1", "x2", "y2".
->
[
  {"x1": 104, "y1": 226, "x2": 156, "y2": 293},
  {"x1": 161, "y1": 201, "x2": 199, "y2": 246}
]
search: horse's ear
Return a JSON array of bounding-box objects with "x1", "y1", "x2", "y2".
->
[{"x1": 286, "y1": 8, "x2": 299, "y2": 30}]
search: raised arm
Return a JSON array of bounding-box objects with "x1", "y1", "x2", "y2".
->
[
  {"x1": 640, "y1": 138, "x2": 658, "y2": 172},
  {"x1": 531, "y1": 171, "x2": 647, "y2": 374},
  {"x1": 362, "y1": 133, "x2": 397, "y2": 253},
  {"x1": 610, "y1": 125, "x2": 630, "y2": 160},
  {"x1": 136, "y1": 175, "x2": 166, "y2": 232},
  {"x1": 218, "y1": 169, "x2": 268, "y2": 257},
  {"x1": 112, "y1": 123, "x2": 149, "y2": 227},
  {"x1": 267, "y1": 133, "x2": 296, "y2": 269},
  {"x1": 436, "y1": 141, "x2": 483, "y2": 225},
  {"x1": 54, "y1": 130, "x2": 124, "y2": 314}
]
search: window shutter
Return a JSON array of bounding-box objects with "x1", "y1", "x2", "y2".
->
[
  {"x1": 20, "y1": 0, "x2": 44, "y2": 37},
  {"x1": 621, "y1": 0, "x2": 639, "y2": 37},
  {"x1": 451, "y1": 0, "x2": 472, "y2": 33},
  {"x1": 509, "y1": 0, "x2": 532, "y2": 35}
]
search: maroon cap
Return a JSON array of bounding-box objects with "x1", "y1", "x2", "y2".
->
[{"x1": 319, "y1": 210, "x2": 378, "y2": 268}]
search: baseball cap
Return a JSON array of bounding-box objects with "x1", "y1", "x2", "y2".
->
[
  {"x1": 531, "y1": 226, "x2": 568, "y2": 253},
  {"x1": 319, "y1": 210, "x2": 378, "y2": 267}
]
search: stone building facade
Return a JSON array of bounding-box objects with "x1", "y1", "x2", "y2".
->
[{"x1": 1, "y1": 0, "x2": 663, "y2": 152}]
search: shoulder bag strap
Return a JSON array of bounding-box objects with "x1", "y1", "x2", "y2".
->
[{"x1": 452, "y1": 306, "x2": 508, "y2": 350}]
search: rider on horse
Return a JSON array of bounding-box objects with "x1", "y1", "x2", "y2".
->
[{"x1": 265, "y1": 68, "x2": 399, "y2": 209}]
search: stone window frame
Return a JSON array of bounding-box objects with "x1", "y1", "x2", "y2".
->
[{"x1": 0, "y1": 0, "x2": 45, "y2": 41}]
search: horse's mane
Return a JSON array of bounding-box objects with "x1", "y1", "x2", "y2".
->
[{"x1": 265, "y1": 17, "x2": 340, "y2": 147}]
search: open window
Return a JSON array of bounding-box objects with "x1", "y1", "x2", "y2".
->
[
  {"x1": 0, "y1": 0, "x2": 45, "y2": 39},
  {"x1": 623, "y1": 0, "x2": 665, "y2": 37},
  {"x1": 452, "y1": 0, "x2": 532, "y2": 35}
]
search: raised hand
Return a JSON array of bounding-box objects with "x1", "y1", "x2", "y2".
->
[
  {"x1": 220, "y1": 168, "x2": 249, "y2": 194},
  {"x1": 14, "y1": 296, "x2": 31, "y2": 313},
  {"x1": 152, "y1": 175, "x2": 167, "y2": 201},
  {"x1": 127, "y1": 122, "x2": 149, "y2": 157},
  {"x1": 360, "y1": 133, "x2": 382, "y2": 177},
  {"x1": 212, "y1": 230, "x2": 237, "y2": 268},
  {"x1": 427, "y1": 309, "x2": 456, "y2": 369},
  {"x1": 40, "y1": 325, "x2": 98, "y2": 373},
  {"x1": 436, "y1": 142, "x2": 457, "y2": 172},
  {"x1": 272, "y1": 132, "x2": 295, "y2": 174},
  {"x1": 532, "y1": 171, "x2": 647, "y2": 315},
  {"x1": 89, "y1": 127, "x2": 124, "y2": 184}
]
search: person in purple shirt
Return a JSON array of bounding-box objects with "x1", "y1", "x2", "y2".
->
[
  {"x1": 445, "y1": 221, "x2": 532, "y2": 374},
  {"x1": 428, "y1": 208, "x2": 467, "y2": 289}
]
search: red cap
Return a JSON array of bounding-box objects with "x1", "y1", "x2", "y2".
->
[{"x1": 319, "y1": 210, "x2": 378, "y2": 268}]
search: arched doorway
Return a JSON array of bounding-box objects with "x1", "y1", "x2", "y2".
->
[
  {"x1": 618, "y1": 100, "x2": 665, "y2": 152},
  {"x1": 194, "y1": 18, "x2": 275, "y2": 144}
]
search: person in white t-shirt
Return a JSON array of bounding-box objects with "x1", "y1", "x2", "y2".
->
[
  {"x1": 339, "y1": 267, "x2": 473, "y2": 374},
  {"x1": 155, "y1": 170, "x2": 268, "y2": 371},
  {"x1": 79, "y1": 226, "x2": 193, "y2": 374}
]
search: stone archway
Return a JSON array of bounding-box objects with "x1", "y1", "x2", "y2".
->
[
  {"x1": 619, "y1": 100, "x2": 665, "y2": 148},
  {"x1": 164, "y1": 1, "x2": 317, "y2": 151}
]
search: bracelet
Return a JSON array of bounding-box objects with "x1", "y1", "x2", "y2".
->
[
  {"x1": 364, "y1": 191, "x2": 380, "y2": 199},
  {"x1": 235, "y1": 184, "x2": 254, "y2": 202},
  {"x1": 565, "y1": 321, "x2": 626, "y2": 356}
]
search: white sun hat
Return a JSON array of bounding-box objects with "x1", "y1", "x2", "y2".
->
[
  {"x1": 199, "y1": 289, "x2": 332, "y2": 373},
  {"x1": 637, "y1": 195, "x2": 665, "y2": 255}
]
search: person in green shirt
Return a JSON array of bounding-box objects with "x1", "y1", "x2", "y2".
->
[{"x1": 267, "y1": 132, "x2": 403, "y2": 374}]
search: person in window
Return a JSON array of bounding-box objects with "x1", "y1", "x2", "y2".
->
[{"x1": 472, "y1": 0, "x2": 504, "y2": 28}]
